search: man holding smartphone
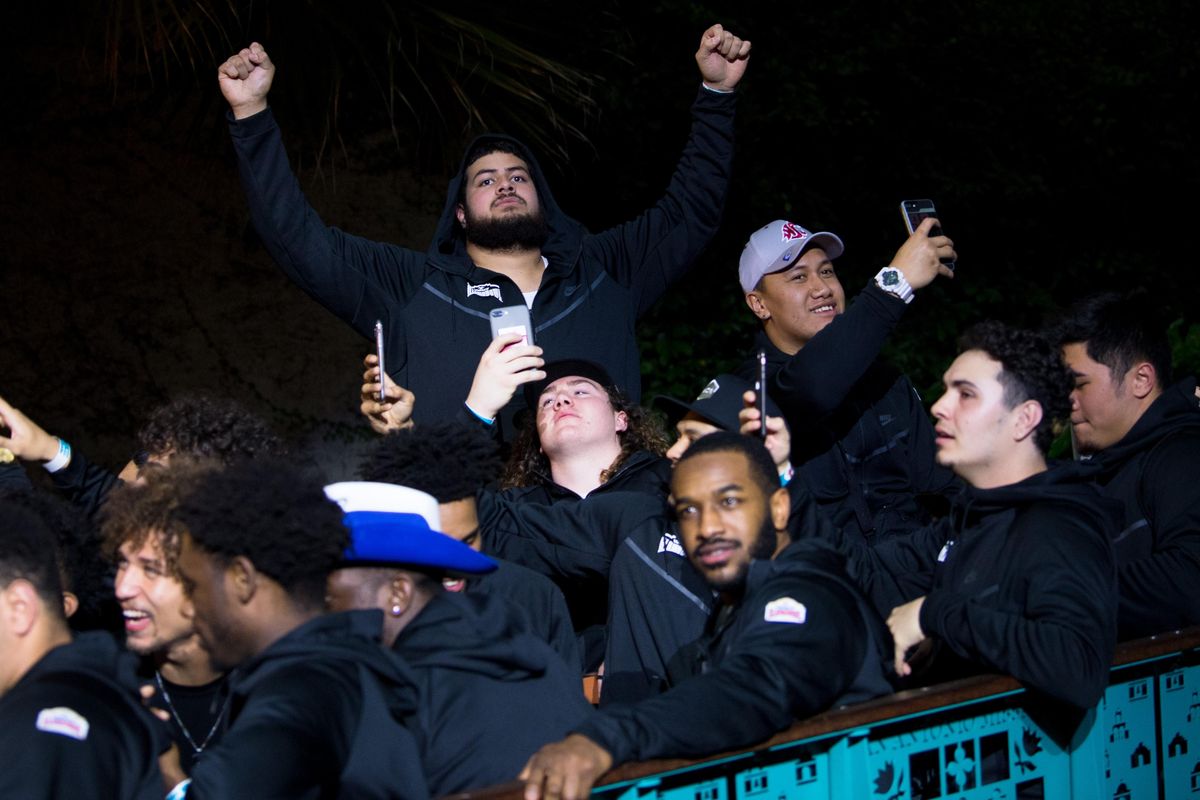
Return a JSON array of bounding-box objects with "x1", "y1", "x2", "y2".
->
[
  {"x1": 735, "y1": 217, "x2": 958, "y2": 546},
  {"x1": 218, "y1": 25, "x2": 750, "y2": 440}
]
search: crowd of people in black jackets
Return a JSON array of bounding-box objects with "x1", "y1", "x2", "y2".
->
[{"x1": 2, "y1": 20, "x2": 1198, "y2": 800}]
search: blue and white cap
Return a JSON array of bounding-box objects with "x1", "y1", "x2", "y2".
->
[{"x1": 324, "y1": 481, "x2": 497, "y2": 576}]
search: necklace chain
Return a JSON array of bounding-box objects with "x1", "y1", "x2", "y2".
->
[{"x1": 154, "y1": 671, "x2": 227, "y2": 755}]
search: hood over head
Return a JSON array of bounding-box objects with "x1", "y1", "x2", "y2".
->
[{"x1": 430, "y1": 134, "x2": 585, "y2": 271}]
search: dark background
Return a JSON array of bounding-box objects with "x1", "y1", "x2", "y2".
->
[{"x1": 3, "y1": 1, "x2": 1196, "y2": 475}]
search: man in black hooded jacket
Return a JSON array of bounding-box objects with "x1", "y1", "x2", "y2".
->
[
  {"x1": 218, "y1": 26, "x2": 750, "y2": 437},
  {"x1": 1055, "y1": 291, "x2": 1200, "y2": 638},
  {"x1": 519, "y1": 434, "x2": 894, "y2": 800},
  {"x1": 844, "y1": 322, "x2": 1120, "y2": 717},
  {"x1": 165, "y1": 461, "x2": 428, "y2": 800}
]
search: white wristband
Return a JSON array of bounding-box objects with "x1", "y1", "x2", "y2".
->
[{"x1": 42, "y1": 438, "x2": 72, "y2": 473}]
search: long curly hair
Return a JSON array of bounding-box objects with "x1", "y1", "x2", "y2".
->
[{"x1": 500, "y1": 384, "x2": 668, "y2": 489}]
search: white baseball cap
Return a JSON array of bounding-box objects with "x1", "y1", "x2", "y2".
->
[{"x1": 738, "y1": 220, "x2": 845, "y2": 293}]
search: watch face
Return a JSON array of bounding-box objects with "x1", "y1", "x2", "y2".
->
[{"x1": 882, "y1": 270, "x2": 900, "y2": 287}]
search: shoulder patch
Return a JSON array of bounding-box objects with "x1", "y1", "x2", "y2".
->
[
  {"x1": 657, "y1": 531, "x2": 685, "y2": 557},
  {"x1": 36, "y1": 707, "x2": 90, "y2": 741},
  {"x1": 764, "y1": 597, "x2": 807, "y2": 624}
]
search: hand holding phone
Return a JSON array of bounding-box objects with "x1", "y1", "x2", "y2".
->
[
  {"x1": 900, "y1": 199, "x2": 956, "y2": 273},
  {"x1": 489, "y1": 306, "x2": 535, "y2": 348},
  {"x1": 374, "y1": 321, "x2": 387, "y2": 403},
  {"x1": 756, "y1": 350, "x2": 768, "y2": 442}
]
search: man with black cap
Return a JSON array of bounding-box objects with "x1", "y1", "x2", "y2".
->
[
  {"x1": 735, "y1": 218, "x2": 959, "y2": 545},
  {"x1": 324, "y1": 482, "x2": 591, "y2": 796},
  {"x1": 218, "y1": 25, "x2": 750, "y2": 439}
]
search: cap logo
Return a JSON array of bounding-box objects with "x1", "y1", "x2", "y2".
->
[
  {"x1": 696, "y1": 379, "x2": 720, "y2": 401},
  {"x1": 780, "y1": 222, "x2": 808, "y2": 242}
]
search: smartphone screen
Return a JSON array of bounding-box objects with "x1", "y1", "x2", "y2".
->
[
  {"x1": 900, "y1": 199, "x2": 955, "y2": 271},
  {"x1": 374, "y1": 320, "x2": 386, "y2": 403}
]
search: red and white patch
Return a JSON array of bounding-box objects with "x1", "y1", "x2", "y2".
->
[
  {"x1": 764, "y1": 597, "x2": 807, "y2": 624},
  {"x1": 780, "y1": 222, "x2": 808, "y2": 242},
  {"x1": 36, "y1": 707, "x2": 90, "y2": 741}
]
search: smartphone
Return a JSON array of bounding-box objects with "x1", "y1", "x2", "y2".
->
[
  {"x1": 488, "y1": 305, "x2": 534, "y2": 346},
  {"x1": 900, "y1": 199, "x2": 955, "y2": 271},
  {"x1": 757, "y1": 349, "x2": 768, "y2": 441},
  {"x1": 374, "y1": 320, "x2": 387, "y2": 402}
]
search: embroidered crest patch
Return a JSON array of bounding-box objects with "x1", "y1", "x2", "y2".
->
[
  {"x1": 36, "y1": 707, "x2": 90, "y2": 741},
  {"x1": 764, "y1": 597, "x2": 807, "y2": 624},
  {"x1": 780, "y1": 222, "x2": 808, "y2": 242},
  {"x1": 467, "y1": 283, "x2": 502, "y2": 300}
]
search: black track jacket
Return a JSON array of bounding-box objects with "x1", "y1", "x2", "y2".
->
[
  {"x1": 575, "y1": 540, "x2": 895, "y2": 765},
  {"x1": 229, "y1": 88, "x2": 736, "y2": 435},
  {"x1": 0, "y1": 632, "x2": 164, "y2": 800},
  {"x1": 187, "y1": 610, "x2": 428, "y2": 800},
  {"x1": 1087, "y1": 376, "x2": 1200, "y2": 638}
]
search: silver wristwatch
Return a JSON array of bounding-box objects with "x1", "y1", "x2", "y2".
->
[{"x1": 874, "y1": 267, "x2": 914, "y2": 305}]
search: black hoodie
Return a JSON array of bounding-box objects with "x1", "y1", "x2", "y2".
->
[
  {"x1": 575, "y1": 540, "x2": 895, "y2": 765},
  {"x1": 1086, "y1": 376, "x2": 1200, "y2": 638},
  {"x1": 229, "y1": 87, "x2": 736, "y2": 437},
  {"x1": 736, "y1": 283, "x2": 958, "y2": 545},
  {"x1": 0, "y1": 632, "x2": 165, "y2": 800},
  {"x1": 394, "y1": 591, "x2": 591, "y2": 795},
  {"x1": 843, "y1": 463, "x2": 1120, "y2": 711},
  {"x1": 187, "y1": 610, "x2": 427, "y2": 800}
]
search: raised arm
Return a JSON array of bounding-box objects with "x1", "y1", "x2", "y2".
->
[
  {"x1": 220, "y1": 44, "x2": 428, "y2": 340},
  {"x1": 591, "y1": 25, "x2": 749, "y2": 313}
]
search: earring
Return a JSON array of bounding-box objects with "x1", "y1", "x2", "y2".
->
[{"x1": 390, "y1": 603, "x2": 403, "y2": 617}]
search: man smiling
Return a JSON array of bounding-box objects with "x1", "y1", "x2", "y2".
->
[
  {"x1": 736, "y1": 218, "x2": 958, "y2": 545},
  {"x1": 101, "y1": 478, "x2": 226, "y2": 775}
]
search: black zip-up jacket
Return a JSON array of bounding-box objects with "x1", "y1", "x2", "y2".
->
[
  {"x1": 842, "y1": 464, "x2": 1120, "y2": 711},
  {"x1": 394, "y1": 591, "x2": 592, "y2": 795},
  {"x1": 188, "y1": 610, "x2": 428, "y2": 800},
  {"x1": 229, "y1": 88, "x2": 735, "y2": 435},
  {"x1": 495, "y1": 450, "x2": 672, "y2": 670},
  {"x1": 736, "y1": 283, "x2": 957, "y2": 545},
  {"x1": 465, "y1": 556, "x2": 580, "y2": 671},
  {"x1": 575, "y1": 540, "x2": 895, "y2": 764},
  {"x1": 478, "y1": 489, "x2": 712, "y2": 706},
  {"x1": 0, "y1": 632, "x2": 165, "y2": 800},
  {"x1": 1086, "y1": 376, "x2": 1200, "y2": 638}
]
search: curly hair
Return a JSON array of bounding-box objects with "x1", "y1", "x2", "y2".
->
[
  {"x1": 360, "y1": 422, "x2": 502, "y2": 501},
  {"x1": 1051, "y1": 290, "x2": 1172, "y2": 390},
  {"x1": 0, "y1": 502, "x2": 64, "y2": 616},
  {"x1": 171, "y1": 458, "x2": 349, "y2": 610},
  {"x1": 958, "y1": 321, "x2": 1073, "y2": 453},
  {"x1": 1, "y1": 488, "x2": 108, "y2": 626},
  {"x1": 99, "y1": 472, "x2": 193, "y2": 580},
  {"x1": 136, "y1": 395, "x2": 284, "y2": 463},
  {"x1": 500, "y1": 384, "x2": 669, "y2": 489}
]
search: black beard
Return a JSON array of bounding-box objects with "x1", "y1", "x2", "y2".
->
[
  {"x1": 707, "y1": 516, "x2": 779, "y2": 593},
  {"x1": 464, "y1": 207, "x2": 549, "y2": 251}
]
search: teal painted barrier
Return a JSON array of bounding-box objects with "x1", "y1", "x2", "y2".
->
[{"x1": 583, "y1": 631, "x2": 1200, "y2": 800}]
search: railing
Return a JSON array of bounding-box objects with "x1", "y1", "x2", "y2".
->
[{"x1": 446, "y1": 627, "x2": 1200, "y2": 800}]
